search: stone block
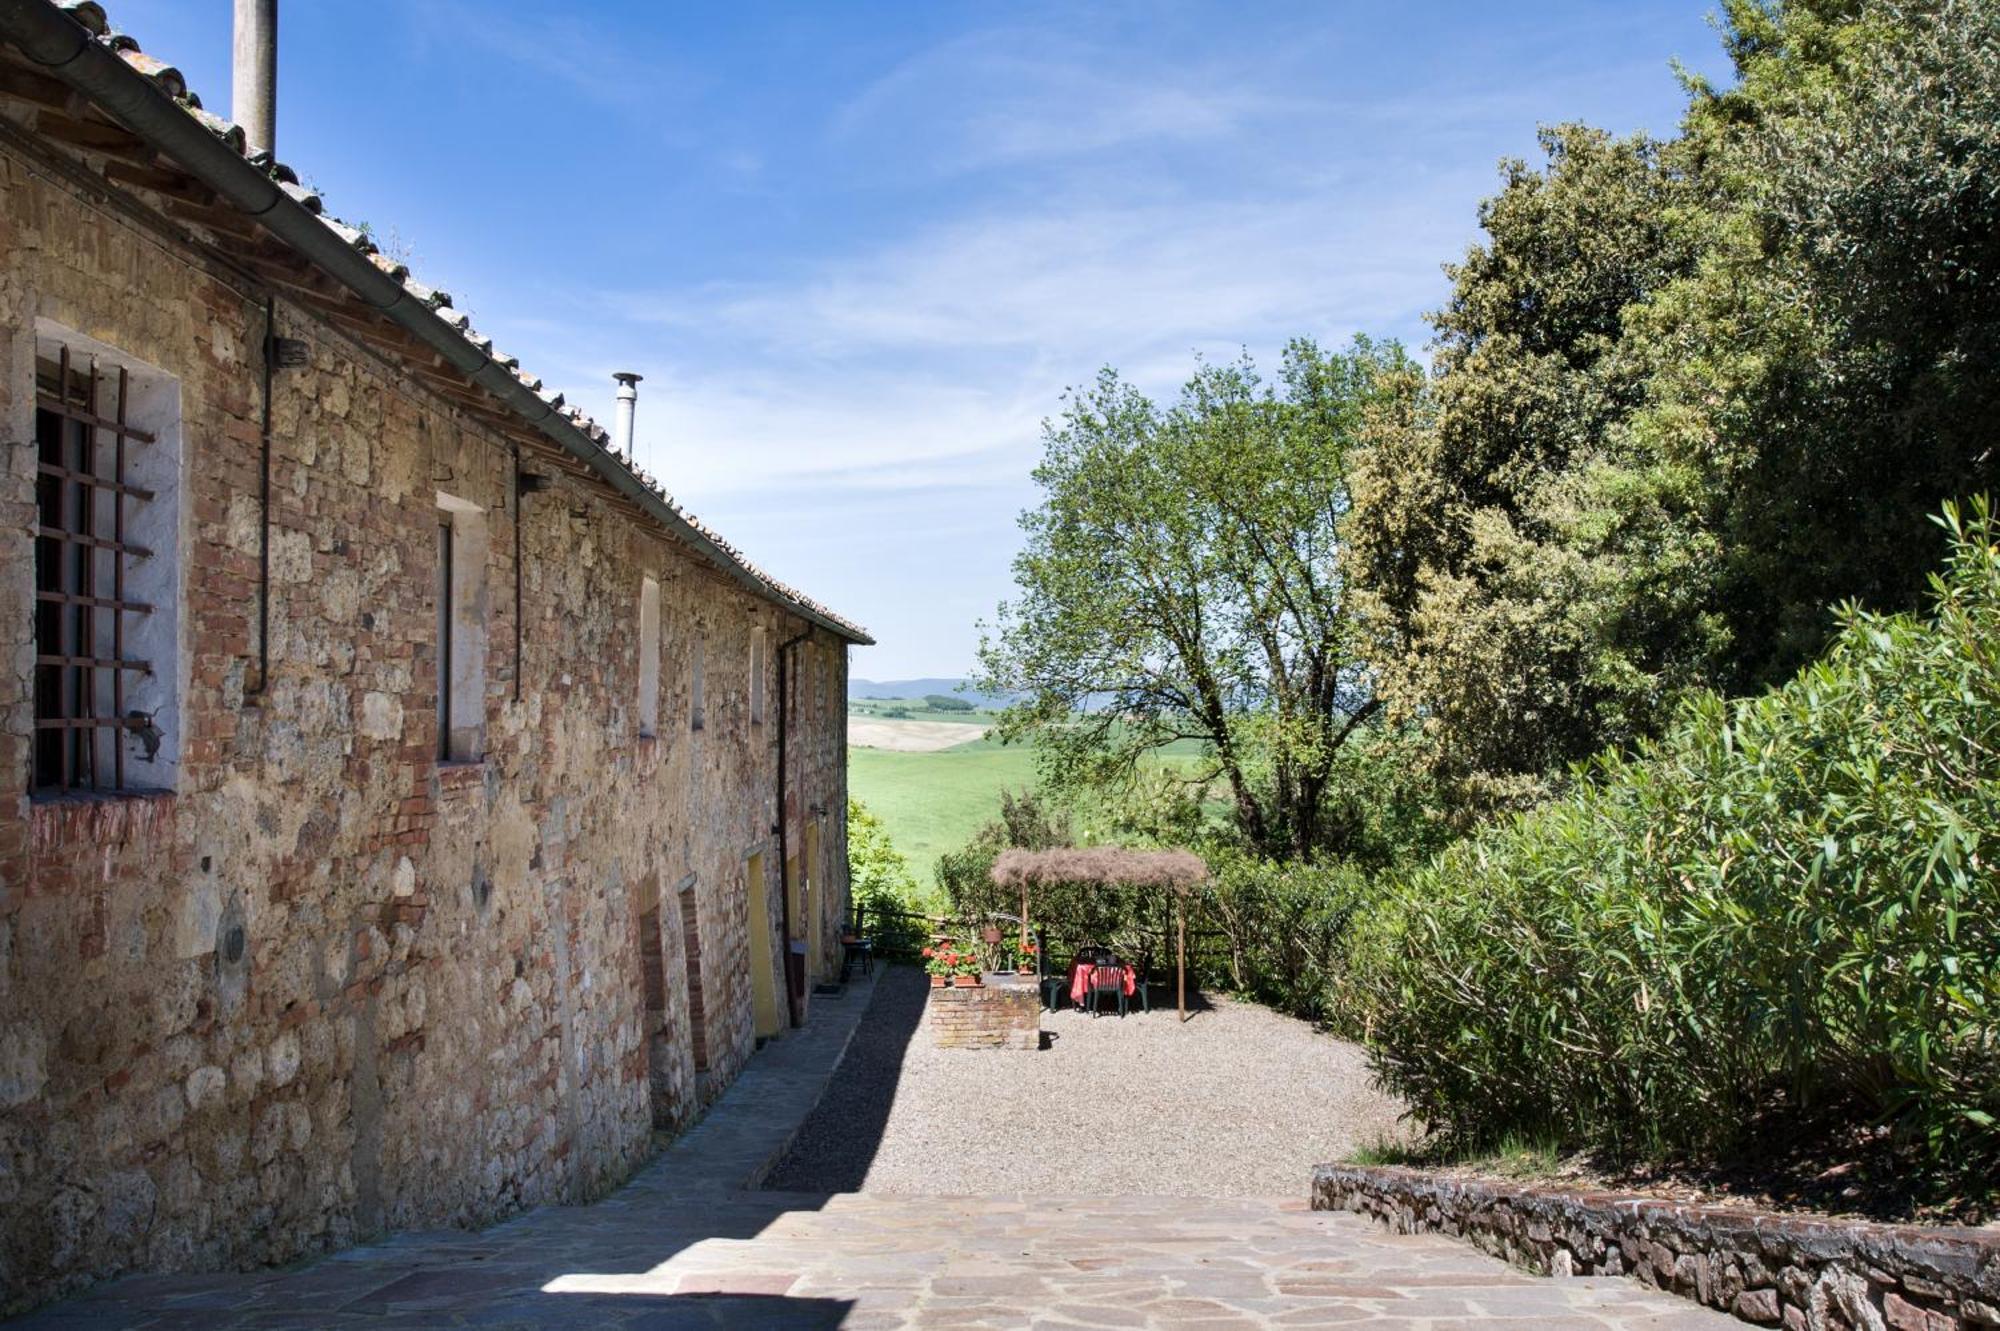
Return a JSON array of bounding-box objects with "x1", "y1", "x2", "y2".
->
[{"x1": 1734, "y1": 1288, "x2": 1782, "y2": 1325}]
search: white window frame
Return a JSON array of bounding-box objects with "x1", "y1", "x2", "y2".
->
[
  {"x1": 637, "y1": 575, "x2": 661, "y2": 738},
  {"x1": 435, "y1": 491, "x2": 488, "y2": 762},
  {"x1": 28, "y1": 321, "x2": 185, "y2": 795}
]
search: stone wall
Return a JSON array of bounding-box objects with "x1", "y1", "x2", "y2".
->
[
  {"x1": 1313, "y1": 1165, "x2": 2000, "y2": 1331},
  {"x1": 0, "y1": 133, "x2": 854, "y2": 1313},
  {"x1": 927, "y1": 976, "x2": 1041, "y2": 1051}
]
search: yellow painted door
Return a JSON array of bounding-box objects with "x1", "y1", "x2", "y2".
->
[
  {"x1": 803, "y1": 822, "x2": 822, "y2": 980},
  {"x1": 746, "y1": 852, "x2": 781, "y2": 1038}
]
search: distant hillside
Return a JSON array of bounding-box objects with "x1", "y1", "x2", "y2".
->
[{"x1": 848, "y1": 677, "x2": 1015, "y2": 709}]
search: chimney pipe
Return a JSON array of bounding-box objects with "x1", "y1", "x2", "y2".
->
[
  {"x1": 612, "y1": 372, "x2": 642, "y2": 462},
  {"x1": 231, "y1": 0, "x2": 277, "y2": 157}
]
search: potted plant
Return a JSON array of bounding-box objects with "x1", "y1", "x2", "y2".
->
[
  {"x1": 921, "y1": 946, "x2": 951, "y2": 988},
  {"x1": 1017, "y1": 939, "x2": 1039, "y2": 975},
  {"x1": 951, "y1": 948, "x2": 983, "y2": 987}
]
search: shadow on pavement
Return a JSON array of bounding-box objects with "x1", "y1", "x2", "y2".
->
[
  {"x1": 761, "y1": 964, "x2": 927, "y2": 1193},
  {"x1": 5, "y1": 979, "x2": 915, "y2": 1330}
]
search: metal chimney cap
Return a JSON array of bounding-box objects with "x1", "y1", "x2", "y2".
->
[{"x1": 612, "y1": 371, "x2": 644, "y2": 387}]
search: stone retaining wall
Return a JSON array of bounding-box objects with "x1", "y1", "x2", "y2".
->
[
  {"x1": 926, "y1": 976, "x2": 1041, "y2": 1050},
  {"x1": 1313, "y1": 1165, "x2": 2000, "y2": 1330}
]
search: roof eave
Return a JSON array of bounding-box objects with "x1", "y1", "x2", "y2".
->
[{"x1": 0, "y1": 0, "x2": 874, "y2": 645}]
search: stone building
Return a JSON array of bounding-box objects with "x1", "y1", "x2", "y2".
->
[{"x1": 0, "y1": 0, "x2": 869, "y2": 1313}]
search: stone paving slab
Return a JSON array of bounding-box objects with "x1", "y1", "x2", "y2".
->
[{"x1": 10, "y1": 973, "x2": 1735, "y2": 1329}]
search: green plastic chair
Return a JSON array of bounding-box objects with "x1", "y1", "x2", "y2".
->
[{"x1": 1085, "y1": 961, "x2": 1128, "y2": 1018}]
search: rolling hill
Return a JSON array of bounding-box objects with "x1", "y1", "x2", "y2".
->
[{"x1": 847, "y1": 677, "x2": 1015, "y2": 708}]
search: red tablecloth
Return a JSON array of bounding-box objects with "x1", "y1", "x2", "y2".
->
[{"x1": 1068, "y1": 961, "x2": 1137, "y2": 1006}]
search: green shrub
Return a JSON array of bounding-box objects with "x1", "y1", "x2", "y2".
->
[
  {"x1": 1341, "y1": 502, "x2": 2000, "y2": 1168},
  {"x1": 1201, "y1": 853, "x2": 1370, "y2": 1022},
  {"x1": 847, "y1": 798, "x2": 930, "y2": 959}
]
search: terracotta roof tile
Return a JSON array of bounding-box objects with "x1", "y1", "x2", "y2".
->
[{"x1": 56, "y1": 2, "x2": 106, "y2": 37}]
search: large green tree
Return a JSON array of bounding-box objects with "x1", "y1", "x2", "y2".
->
[
  {"x1": 1649, "y1": 0, "x2": 2000, "y2": 685},
  {"x1": 979, "y1": 338, "x2": 1413, "y2": 860},
  {"x1": 1347, "y1": 0, "x2": 2000, "y2": 804},
  {"x1": 1346, "y1": 125, "x2": 1711, "y2": 806}
]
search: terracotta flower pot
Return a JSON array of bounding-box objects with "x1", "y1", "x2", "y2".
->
[
  {"x1": 929, "y1": 974, "x2": 947, "y2": 988},
  {"x1": 953, "y1": 974, "x2": 982, "y2": 988}
]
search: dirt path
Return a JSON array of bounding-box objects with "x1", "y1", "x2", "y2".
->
[{"x1": 848, "y1": 717, "x2": 988, "y2": 751}]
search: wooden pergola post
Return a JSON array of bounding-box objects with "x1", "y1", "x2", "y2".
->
[
  {"x1": 1176, "y1": 889, "x2": 1187, "y2": 1023},
  {"x1": 988, "y1": 846, "x2": 1207, "y2": 1024}
]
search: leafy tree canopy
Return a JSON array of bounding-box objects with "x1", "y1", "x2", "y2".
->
[
  {"x1": 1347, "y1": 0, "x2": 2000, "y2": 804},
  {"x1": 922, "y1": 694, "x2": 976, "y2": 712},
  {"x1": 978, "y1": 338, "x2": 1415, "y2": 860}
]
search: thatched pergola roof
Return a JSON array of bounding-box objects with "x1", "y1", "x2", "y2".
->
[
  {"x1": 989, "y1": 847, "x2": 1209, "y2": 1021},
  {"x1": 989, "y1": 847, "x2": 1208, "y2": 893}
]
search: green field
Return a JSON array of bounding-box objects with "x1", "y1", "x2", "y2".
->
[
  {"x1": 848, "y1": 715, "x2": 1207, "y2": 894},
  {"x1": 849, "y1": 731, "x2": 1043, "y2": 893}
]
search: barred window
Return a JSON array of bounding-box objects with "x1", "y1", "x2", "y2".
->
[{"x1": 32, "y1": 332, "x2": 179, "y2": 796}]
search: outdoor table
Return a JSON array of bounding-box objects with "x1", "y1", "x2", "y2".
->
[
  {"x1": 1067, "y1": 960, "x2": 1137, "y2": 1007},
  {"x1": 841, "y1": 936, "x2": 874, "y2": 981}
]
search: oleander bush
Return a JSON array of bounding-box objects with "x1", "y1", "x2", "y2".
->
[
  {"x1": 1339, "y1": 502, "x2": 2000, "y2": 1168},
  {"x1": 1202, "y1": 853, "x2": 1372, "y2": 1023}
]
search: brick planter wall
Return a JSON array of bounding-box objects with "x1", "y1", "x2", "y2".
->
[
  {"x1": 1313, "y1": 1165, "x2": 2000, "y2": 1330},
  {"x1": 927, "y1": 975, "x2": 1041, "y2": 1050}
]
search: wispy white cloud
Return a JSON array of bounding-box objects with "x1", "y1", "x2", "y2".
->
[
  {"x1": 831, "y1": 25, "x2": 1316, "y2": 171},
  {"x1": 568, "y1": 181, "x2": 1465, "y2": 503},
  {"x1": 403, "y1": 2, "x2": 668, "y2": 112},
  {"x1": 681, "y1": 201, "x2": 1448, "y2": 352},
  {"x1": 418, "y1": 2, "x2": 1717, "y2": 672},
  {"x1": 444, "y1": 4, "x2": 1701, "y2": 518}
]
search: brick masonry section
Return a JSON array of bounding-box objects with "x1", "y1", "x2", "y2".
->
[
  {"x1": 1312, "y1": 1164, "x2": 2000, "y2": 1330},
  {"x1": 926, "y1": 976, "x2": 1042, "y2": 1051},
  {"x1": 0, "y1": 110, "x2": 857, "y2": 1313}
]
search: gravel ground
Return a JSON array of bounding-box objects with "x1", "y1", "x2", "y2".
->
[{"x1": 765, "y1": 965, "x2": 1410, "y2": 1197}]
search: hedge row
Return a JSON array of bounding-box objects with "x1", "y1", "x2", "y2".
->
[{"x1": 1339, "y1": 504, "x2": 2000, "y2": 1165}]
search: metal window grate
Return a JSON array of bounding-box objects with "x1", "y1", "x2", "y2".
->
[{"x1": 33, "y1": 344, "x2": 155, "y2": 795}]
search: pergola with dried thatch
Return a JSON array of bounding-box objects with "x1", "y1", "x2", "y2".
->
[{"x1": 990, "y1": 848, "x2": 1209, "y2": 1021}]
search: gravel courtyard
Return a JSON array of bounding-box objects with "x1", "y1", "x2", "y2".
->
[
  {"x1": 27, "y1": 969, "x2": 1732, "y2": 1329},
  {"x1": 766, "y1": 964, "x2": 1411, "y2": 1197}
]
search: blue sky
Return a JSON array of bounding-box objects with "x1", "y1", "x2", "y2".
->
[{"x1": 138, "y1": 2, "x2": 1731, "y2": 678}]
